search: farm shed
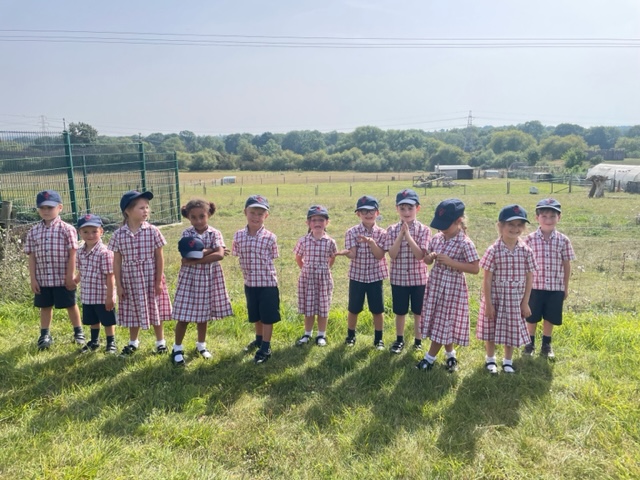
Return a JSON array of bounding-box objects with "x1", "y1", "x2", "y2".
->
[
  {"x1": 586, "y1": 164, "x2": 640, "y2": 191},
  {"x1": 531, "y1": 172, "x2": 553, "y2": 182},
  {"x1": 434, "y1": 165, "x2": 475, "y2": 180},
  {"x1": 222, "y1": 176, "x2": 236, "y2": 184},
  {"x1": 484, "y1": 169, "x2": 501, "y2": 178}
]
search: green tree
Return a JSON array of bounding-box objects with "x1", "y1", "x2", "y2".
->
[
  {"x1": 68, "y1": 122, "x2": 98, "y2": 144},
  {"x1": 584, "y1": 126, "x2": 620, "y2": 149},
  {"x1": 428, "y1": 144, "x2": 467, "y2": 170},
  {"x1": 540, "y1": 135, "x2": 587, "y2": 159},
  {"x1": 553, "y1": 123, "x2": 585, "y2": 137},
  {"x1": 518, "y1": 120, "x2": 546, "y2": 141},
  {"x1": 625, "y1": 125, "x2": 640, "y2": 138},
  {"x1": 615, "y1": 137, "x2": 640, "y2": 158},
  {"x1": 562, "y1": 148, "x2": 586, "y2": 169},
  {"x1": 189, "y1": 149, "x2": 220, "y2": 171},
  {"x1": 488, "y1": 130, "x2": 536, "y2": 154},
  {"x1": 158, "y1": 136, "x2": 186, "y2": 153}
]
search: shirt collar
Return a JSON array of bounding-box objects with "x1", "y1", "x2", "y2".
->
[{"x1": 535, "y1": 227, "x2": 556, "y2": 239}]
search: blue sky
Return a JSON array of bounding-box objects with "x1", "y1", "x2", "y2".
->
[{"x1": 1, "y1": 0, "x2": 639, "y2": 136}]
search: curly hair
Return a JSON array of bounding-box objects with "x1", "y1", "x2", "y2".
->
[{"x1": 181, "y1": 198, "x2": 216, "y2": 218}]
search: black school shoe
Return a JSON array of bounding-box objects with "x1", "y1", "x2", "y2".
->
[
  {"x1": 244, "y1": 339, "x2": 262, "y2": 353},
  {"x1": 74, "y1": 330, "x2": 86, "y2": 345},
  {"x1": 254, "y1": 349, "x2": 271, "y2": 365},
  {"x1": 119, "y1": 344, "x2": 137, "y2": 357},
  {"x1": 445, "y1": 357, "x2": 459, "y2": 373},
  {"x1": 37, "y1": 334, "x2": 54, "y2": 350},
  {"x1": 390, "y1": 341, "x2": 405, "y2": 354},
  {"x1": 171, "y1": 349, "x2": 186, "y2": 367},
  {"x1": 80, "y1": 341, "x2": 100, "y2": 354},
  {"x1": 415, "y1": 358, "x2": 434, "y2": 370},
  {"x1": 105, "y1": 343, "x2": 117, "y2": 355}
]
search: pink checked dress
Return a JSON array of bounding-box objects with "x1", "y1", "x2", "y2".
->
[
  {"x1": 108, "y1": 222, "x2": 172, "y2": 329},
  {"x1": 173, "y1": 226, "x2": 233, "y2": 322},
  {"x1": 294, "y1": 233, "x2": 338, "y2": 317},
  {"x1": 476, "y1": 238, "x2": 537, "y2": 346},
  {"x1": 420, "y1": 230, "x2": 479, "y2": 345}
]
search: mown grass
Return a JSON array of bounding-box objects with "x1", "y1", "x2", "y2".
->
[{"x1": 1, "y1": 175, "x2": 639, "y2": 479}]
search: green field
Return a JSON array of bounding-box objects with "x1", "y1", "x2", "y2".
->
[{"x1": 1, "y1": 174, "x2": 639, "y2": 479}]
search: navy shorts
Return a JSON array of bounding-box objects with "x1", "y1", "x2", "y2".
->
[
  {"x1": 527, "y1": 289, "x2": 565, "y2": 326},
  {"x1": 244, "y1": 286, "x2": 281, "y2": 325},
  {"x1": 82, "y1": 304, "x2": 117, "y2": 327},
  {"x1": 34, "y1": 286, "x2": 77, "y2": 309},
  {"x1": 391, "y1": 284, "x2": 426, "y2": 316},
  {"x1": 348, "y1": 280, "x2": 384, "y2": 315}
]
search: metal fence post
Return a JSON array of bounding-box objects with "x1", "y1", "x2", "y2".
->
[
  {"x1": 81, "y1": 155, "x2": 91, "y2": 213},
  {"x1": 138, "y1": 142, "x2": 147, "y2": 192},
  {"x1": 173, "y1": 152, "x2": 181, "y2": 223},
  {"x1": 63, "y1": 131, "x2": 78, "y2": 224}
]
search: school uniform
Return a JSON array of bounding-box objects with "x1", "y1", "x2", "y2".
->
[
  {"x1": 24, "y1": 216, "x2": 78, "y2": 307},
  {"x1": 294, "y1": 232, "x2": 337, "y2": 317},
  {"x1": 173, "y1": 226, "x2": 233, "y2": 323},
  {"x1": 344, "y1": 223, "x2": 388, "y2": 314},
  {"x1": 232, "y1": 225, "x2": 281, "y2": 324},
  {"x1": 476, "y1": 238, "x2": 537, "y2": 347},
  {"x1": 77, "y1": 240, "x2": 117, "y2": 326},
  {"x1": 420, "y1": 230, "x2": 479, "y2": 345},
  {"x1": 108, "y1": 222, "x2": 172, "y2": 329}
]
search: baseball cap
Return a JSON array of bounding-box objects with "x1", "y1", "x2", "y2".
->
[
  {"x1": 396, "y1": 189, "x2": 420, "y2": 206},
  {"x1": 536, "y1": 198, "x2": 562, "y2": 213},
  {"x1": 307, "y1": 205, "x2": 329, "y2": 219},
  {"x1": 430, "y1": 198, "x2": 465, "y2": 231},
  {"x1": 245, "y1": 195, "x2": 270, "y2": 210},
  {"x1": 499, "y1": 204, "x2": 530, "y2": 223},
  {"x1": 120, "y1": 190, "x2": 153, "y2": 212},
  {"x1": 178, "y1": 236, "x2": 205, "y2": 259},
  {"x1": 36, "y1": 190, "x2": 62, "y2": 207},
  {"x1": 77, "y1": 214, "x2": 103, "y2": 229},
  {"x1": 355, "y1": 195, "x2": 379, "y2": 211}
]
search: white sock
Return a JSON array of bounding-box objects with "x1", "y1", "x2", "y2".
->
[
  {"x1": 155, "y1": 339, "x2": 166, "y2": 348},
  {"x1": 196, "y1": 341, "x2": 207, "y2": 351},
  {"x1": 503, "y1": 358, "x2": 513, "y2": 366},
  {"x1": 317, "y1": 331, "x2": 326, "y2": 338},
  {"x1": 486, "y1": 356, "x2": 496, "y2": 364},
  {"x1": 172, "y1": 343, "x2": 183, "y2": 352},
  {"x1": 129, "y1": 339, "x2": 140, "y2": 348},
  {"x1": 425, "y1": 353, "x2": 436, "y2": 363},
  {"x1": 305, "y1": 330, "x2": 313, "y2": 337},
  {"x1": 445, "y1": 349, "x2": 457, "y2": 359}
]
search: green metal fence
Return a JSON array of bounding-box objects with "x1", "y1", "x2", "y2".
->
[{"x1": 0, "y1": 131, "x2": 180, "y2": 229}]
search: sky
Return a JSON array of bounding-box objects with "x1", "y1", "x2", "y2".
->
[{"x1": 1, "y1": 0, "x2": 639, "y2": 136}]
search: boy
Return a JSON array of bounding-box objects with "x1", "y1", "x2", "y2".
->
[
  {"x1": 524, "y1": 198, "x2": 575, "y2": 359},
  {"x1": 75, "y1": 214, "x2": 117, "y2": 354},
  {"x1": 24, "y1": 190, "x2": 84, "y2": 349},
  {"x1": 385, "y1": 189, "x2": 430, "y2": 353},
  {"x1": 232, "y1": 195, "x2": 281, "y2": 364},
  {"x1": 336, "y1": 195, "x2": 388, "y2": 350}
]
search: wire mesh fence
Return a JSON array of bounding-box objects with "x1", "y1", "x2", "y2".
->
[{"x1": 0, "y1": 130, "x2": 180, "y2": 230}]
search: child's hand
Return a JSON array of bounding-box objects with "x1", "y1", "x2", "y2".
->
[
  {"x1": 117, "y1": 286, "x2": 125, "y2": 300},
  {"x1": 484, "y1": 303, "x2": 496, "y2": 321},
  {"x1": 223, "y1": 247, "x2": 231, "y2": 257},
  {"x1": 435, "y1": 253, "x2": 452, "y2": 266},
  {"x1": 155, "y1": 283, "x2": 163, "y2": 296},
  {"x1": 400, "y1": 222, "x2": 409, "y2": 236},
  {"x1": 334, "y1": 249, "x2": 350, "y2": 256},
  {"x1": 31, "y1": 279, "x2": 40, "y2": 294},
  {"x1": 105, "y1": 298, "x2": 115, "y2": 312},
  {"x1": 520, "y1": 302, "x2": 532, "y2": 319},
  {"x1": 356, "y1": 235, "x2": 373, "y2": 245},
  {"x1": 65, "y1": 277, "x2": 76, "y2": 291}
]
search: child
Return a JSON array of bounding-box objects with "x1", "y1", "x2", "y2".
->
[
  {"x1": 232, "y1": 195, "x2": 281, "y2": 364},
  {"x1": 108, "y1": 190, "x2": 172, "y2": 356},
  {"x1": 523, "y1": 198, "x2": 575, "y2": 359},
  {"x1": 294, "y1": 205, "x2": 338, "y2": 347},
  {"x1": 477, "y1": 205, "x2": 537, "y2": 374},
  {"x1": 416, "y1": 199, "x2": 479, "y2": 372},
  {"x1": 24, "y1": 190, "x2": 85, "y2": 350},
  {"x1": 336, "y1": 195, "x2": 388, "y2": 350},
  {"x1": 385, "y1": 189, "x2": 430, "y2": 354},
  {"x1": 171, "y1": 199, "x2": 232, "y2": 366},
  {"x1": 75, "y1": 214, "x2": 117, "y2": 354}
]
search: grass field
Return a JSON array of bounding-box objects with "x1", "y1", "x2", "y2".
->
[{"x1": 1, "y1": 173, "x2": 639, "y2": 479}]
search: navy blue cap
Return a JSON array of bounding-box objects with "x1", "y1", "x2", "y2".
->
[
  {"x1": 396, "y1": 189, "x2": 420, "y2": 206},
  {"x1": 307, "y1": 205, "x2": 329, "y2": 219},
  {"x1": 430, "y1": 199, "x2": 465, "y2": 230},
  {"x1": 245, "y1": 194, "x2": 269, "y2": 210},
  {"x1": 536, "y1": 198, "x2": 562, "y2": 213},
  {"x1": 178, "y1": 236, "x2": 205, "y2": 259},
  {"x1": 36, "y1": 190, "x2": 62, "y2": 207},
  {"x1": 77, "y1": 214, "x2": 103, "y2": 229},
  {"x1": 120, "y1": 190, "x2": 153, "y2": 212},
  {"x1": 499, "y1": 204, "x2": 530, "y2": 223},
  {"x1": 355, "y1": 195, "x2": 379, "y2": 212}
]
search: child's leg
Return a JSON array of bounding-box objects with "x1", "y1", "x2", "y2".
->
[
  {"x1": 484, "y1": 340, "x2": 496, "y2": 358},
  {"x1": 67, "y1": 304, "x2": 82, "y2": 328},
  {"x1": 395, "y1": 314, "x2": 406, "y2": 338},
  {"x1": 89, "y1": 324, "x2": 101, "y2": 343},
  {"x1": 542, "y1": 320, "x2": 554, "y2": 337},
  {"x1": 174, "y1": 321, "x2": 189, "y2": 345},
  {"x1": 526, "y1": 321, "x2": 537, "y2": 337},
  {"x1": 347, "y1": 312, "x2": 358, "y2": 330},
  {"x1": 261, "y1": 322, "x2": 273, "y2": 342},
  {"x1": 503, "y1": 345, "x2": 514, "y2": 361},
  {"x1": 303, "y1": 315, "x2": 316, "y2": 334},
  {"x1": 40, "y1": 307, "x2": 53, "y2": 329},
  {"x1": 317, "y1": 316, "x2": 328, "y2": 334},
  {"x1": 153, "y1": 324, "x2": 164, "y2": 342},
  {"x1": 105, "y1": 325, "x2": 115, "y2": 338},
  {"x1": 413, "y1": 313, "x2": 422, "y2": 342},
  {"x1": 196, "y1": 322, "x2": 208, "y2": 343},
  {"x1": 484, "y1": 340, "x2": 498, "y2": 373},
  {"x1": 428, "y1": 341, "x2": 444, "y2": 358},
  {"x1": 129, "y1": 326, "x2": 140, "y2": 342},
  {"x1": 254, "y1": 321, "x2": 264, "y2": 338}
]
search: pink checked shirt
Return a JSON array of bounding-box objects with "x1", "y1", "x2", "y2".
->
[
  {"x1": 344, "y1": 223, "x2": 388, "y2": 283},
  {"x1": 525, "y1": 228, "x2": 575, "y2": 291},
  {"x1": 294, "y1": 233, "x2": 337, "y2": 317},
  {"x1": 232, "y1": 226, "x2": 279, "y2": 287},
  {"x1": 385, "y1": 220, "x2": 430, "y2": 286},
  {"x1": 24, "y1": 216, "x2": 78, "y2": 287},
  {"x1": 77, "y1": 240, "x2": 115, "y2": 305}
]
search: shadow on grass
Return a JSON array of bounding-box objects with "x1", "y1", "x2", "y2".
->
[{"x1": 436, "y1": 357, "x2": 554, "y2": 460}]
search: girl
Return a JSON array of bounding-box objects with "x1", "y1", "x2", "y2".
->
[
  {"x1": 294, "y1": 205, "x2": 338, "y2": 346},
  {"x1": 417, "y1": 199, "x2": 480, "y2": 372},
  {"x1": 171, "y1": 199, "x2": 232, "y2": 366},
  {"x1": 109, "y1": 190, "x2": 172, "y2": 356},
  {"x1": 476, "y1": 204, "x2": 537, "y2": 374}
]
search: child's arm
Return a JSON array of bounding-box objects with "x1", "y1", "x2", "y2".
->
[
  {"x1": 182, "y1": 247, "x2": 225, "y2": 265},
  {"x1": 295, "y1": 254, "x2": 304, "y2": 269},
  {"x1": 335, "y1": 246, "x2": 356, "y2": 259},
  {"x1": 388, "y1": 225, "x2": 404, "y2": 260},
  {"x1": 424, "y1": 252, "x2": 437, "y2": 265},
  {"x1": 434, "y1": 255, "x2": 480, "y2": 274},
  {"x1": 482, "y1": 269, "x2": 495, "y2": 320},
  {"x1": 105, "y1": 273, "x2": 115, "y2": 311},
  {"x1": 521, "y1": 271, "x2": 533, "y2": 318},
  {"x1": 154, "y1": 246, "x2": 164, "y2": 295},
  {"x1": 563, "y1": 259, "x2": 571, "y2": 300},
  {"x1": 359, "y1": 235, "x2": 386, "y2": 260},
  {"x1": 28, "y1": 252, "x2": 40, "y2": 294},
  {"x1": 65, "y1": 248, "x2": 78, "y2": 290},
  {"x1": 113, "y1": 251, "x2": 124, "y2": 300},
  {"x1": 403, "y1": 224, "x2": 425, "y2": 260}
]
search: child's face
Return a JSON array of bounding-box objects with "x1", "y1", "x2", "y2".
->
[
  {"x1": 307, "y1": 215, "x2": 328, "y2": 234},
  {"x1": 536, "y1": 209, "x2": 560, "y2": 232},
  {"x1": 245, "y1": 207, "x2": 268, "y2": 229},
  {"x1": 500, "y1": 219, "x2": 527, "y2": 241},
  {"x1": 79, "y1": 226, "x2": 103, "y2": 246},
  {"x1": 187, "y1": 207, "x2": 209, "y2": 233},
  {"x1": 356, "y1": 209, "x2": 378, "y2": 228},
  {"x1": 126, "y1": 198, "x2": 150, "y2": 223},
  {"x1": 441, "y1": 219, "x2": 460, "y2": 238},
  {"x1": 37, "y1": 204, "x2": 63, "y2": 223},
  {"x1": 396, "y1": 203, "x2": 419, "y2": 223}
]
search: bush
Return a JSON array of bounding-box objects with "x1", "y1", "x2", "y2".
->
[{"x1": 0, "y1": 227, "x2": 31, "y2": 302}]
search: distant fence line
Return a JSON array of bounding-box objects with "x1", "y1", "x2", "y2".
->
[{"x1": 0, "y1": 130, "x2": 181, "y2": 230}]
